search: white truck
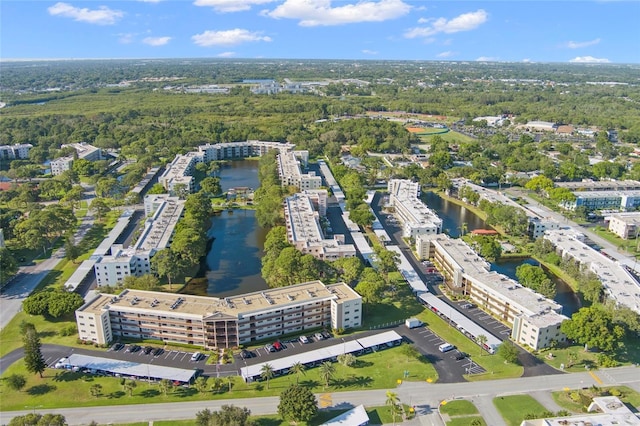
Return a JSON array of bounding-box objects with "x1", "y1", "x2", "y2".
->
[{"x1": 405, "y1": 318, "x2": 423, "y2": 329}]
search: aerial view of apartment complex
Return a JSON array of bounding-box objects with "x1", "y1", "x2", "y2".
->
[{"x1": 76, "y1": 280, "x2": 362, "y2": 348}]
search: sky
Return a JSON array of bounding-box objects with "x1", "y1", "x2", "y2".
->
[{"x1": 1, "y1": 0, "x2": 639, "y2": 63}]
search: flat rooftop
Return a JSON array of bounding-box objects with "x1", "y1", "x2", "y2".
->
[
  {"x1": 135, "y1": 197, "x2": 185, "y2": 251},
  {"x1": 79, "y1": 281, "x2": 360, "y2": 318},
  {"x1": 389, "y1": 180, "x2": 442, "y2": 228},
  {"x1": 544, "y1": 230, "x2": 640, "y2": 313},
  {"x1": 556, "y1": 179, "x2": 640, "y2": 191},
  {"x1": 429, "y1": 234, "x2": 563, "y2": 317}
]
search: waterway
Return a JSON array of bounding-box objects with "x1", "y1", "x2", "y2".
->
[
  {"x1": 492, "y1": 258, "x2": 581, "y2": 315},
  {"x1": 183, "y1": 161, "x2": 269, "y2": 298},
  {"x1": 422, "y1": 191, "x2": 488, "y2": 237},
  {"x1": 424, "y1": 190, "x2": 580, "y2": 315}
]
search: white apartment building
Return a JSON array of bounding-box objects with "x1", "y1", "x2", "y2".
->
[
  {"x1": 278, "y1": 150, "x2": 322, "y2": 191},
  {"x1": 0, "y1": 143, "x2": 33, "y2": 160},
  {"x1": 605, "y1": 212, "x2": 640, "y2": 239},
  {"x1": 76, "y1": 280, "x2": 362, "y2": 348},
  {"x1": 50, "y1": 156, "x2": 74, "y2": 176},
  {"x1": 417, "y1": 233, "x2": 568, "y2": 350},
  {"x1": 544, "y1": 229, "x2": 640, "y2": 314},
  {"x1": 94, "y1": 195, "x2": 184, "y2": 286},
  {"x1": 387, "y1": 179, "x2": 442, "y2": 239},
  {"x1": 50, "y1": 142, "x2": 103, "y2": 176},
  {"x1": 564, "y1": 190, "x2": 640, "y2": 212},
  {"x1": 158, "y1": 151, "x2": 202, "y2": 194},
  {"x1": 198, "y1": 140, "x2": 294, "y2": 161},
  {"x1": 284, "y1": 190, "x2": 356, "y2": 261}
]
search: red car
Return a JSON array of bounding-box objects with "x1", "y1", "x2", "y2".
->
[{"x1": 273, "y1": 341, "x2": 283, "y2": 351}]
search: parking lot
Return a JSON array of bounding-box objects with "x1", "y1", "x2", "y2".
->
[
  {"x1": 458, "y1": 301, "x2": 512, "y2": 339},
  {"x1": 398, "y1": 324, "x2": 486, "y2": 383}
]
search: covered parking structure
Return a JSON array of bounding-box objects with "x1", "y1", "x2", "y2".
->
[
  {"x1": 65, "y1": 353, "x2": 198, "y2": 384},
  {"x1": 240, "y1": 330, "x2": 403, "y2": 382},
  {"x1": 419, "y1": 293, "x2": 501, "y2": 354}
]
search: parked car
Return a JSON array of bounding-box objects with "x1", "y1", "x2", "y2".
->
[
  {"x1": 299, "y1": 335, "x2": 309, "y2": 344},
  {"x1": 127, "y1": 345, "x2": 141, "y2": 353},
  {"x1": 321, "y1": 330, "x2": 332, "y2": 339},
  {"x1": 453, "y1": 351, "x2": 468, "y2": 360},
  {"x1": 273, "y1": 341, "x2": 284, "y2": 351},
  {"x1": 152, "y1": 348, "x2": 164, "y2": 357},
  {"x1": 190, "y1": 352, "x2": 202, "y2": 362},
  {"x1": 240, "y1": 349, "x2": 255, "y2": 359},
  {"x1": 460, "y1": 303, "x2": 475, "y2": 309},
  {"x1": 110, "y1": 342, "x2": 124, "y2": 351},
  {"x1": 264, "y1": 343, "x2": 276, "y2": 352},
  {"x1": 143, "y1": 346, "x2": 154, "y2": 355},
  {"x1": 314, "y1": 332, "x2": 324, "y2": 341}
]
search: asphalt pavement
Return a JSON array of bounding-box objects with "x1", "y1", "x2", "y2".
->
[{"x1": 1, "y1": 365, "x2": 638, "y2": 425}]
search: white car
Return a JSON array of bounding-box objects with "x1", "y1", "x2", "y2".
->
[
  {"x1": 314, "y1": 332, "x2": 324, "y2": 341},
  {"x1": 299, "y1": 335, "x2": 309, "y2": 344}
]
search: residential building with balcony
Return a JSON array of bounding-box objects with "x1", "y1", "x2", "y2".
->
[
  {"x1": 50, "y1": 142, "x2": 102, "y2": 176},
  {"x1": 387, "y1": 179, "x2": 442, "y2": 238},
  {"x1": 75, "y1": 281, "x2": 362, "y2": 348},
  {"x1": 277, "y1": 150, "x2": 322, "y2": 190},
  {"x1": 543, "y1": 229, "x2": 640, "y2": 314},
  {"x1": 284, "y1": 190, "x2": 356, "y2": 261},
  {"x1": 416, "y1": 233, "x2": 567, "y2": 350},
  {"x1": 605, "y1": 212, "x2": 640, "y2": 239},
  {"x1": 94, "y1": 195, "x2": 184, "y2": 286},
  {"x1": 0, "y1": 143, "x2": 32, "y2": 160}
]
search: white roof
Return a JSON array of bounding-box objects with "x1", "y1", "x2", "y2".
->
[
  {"x1": 321, "y1": 405, "x2": 369, "y2": 426},
  {"x1": 419, "y1": 293, "x2": 501, "y2": 352},
  {"x1": 387, "y1": 245, "x2": 428, "y2": 293},
  {"x1": 66, "y1": 354, "x2": 197, "y2": 383},
  {"x1": 240, "y1": 331, "x2": 402, "y2": 379}
]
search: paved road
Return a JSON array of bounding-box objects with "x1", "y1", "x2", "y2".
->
[
  {"x1": 0, "y1": 187, "x2": 95, "y2": 332},
  {"x1": 1, "y1": 365, "x2": 637, "y2": 425}
]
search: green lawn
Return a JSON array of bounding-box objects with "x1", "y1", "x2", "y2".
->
[
  {"x1": 106, "y1": 406, "x2": 414, "y2": 426},
  {"x1": 552, "y1": 386, "x2": 640, "y2": 413},
  {"x1": 0, "y1": 344, "x2": 437, "y2": 411},
  {"x1": 493, "y1": 395, "x2": 548, "y2": 426},
  {"x1": 446, "y1": 416, "x2": 486, "y2": 426},
  {"x1": 439, "y1": 399, "x2": 479, "y2": 416}
]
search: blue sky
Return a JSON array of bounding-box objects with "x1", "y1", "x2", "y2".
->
[{"x1": 2, "y1": 1, "x2": 639, "y2": 63}]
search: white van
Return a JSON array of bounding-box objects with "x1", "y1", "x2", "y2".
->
[
  {"x1": 438, "y1": 343, "x2": 455, "y2": 353},
  {"x1": 190, "y1": 352, "x2": 201, "y2": 362}
]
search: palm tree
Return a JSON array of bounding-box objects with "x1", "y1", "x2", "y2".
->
[
  {"x1": 289, "y1": 361, "x2": 306, "y2": 384},
  {"x1": 386, "y1": 390, "x2": 401, "y2": 426},
  {"x1": 159, "y1": 379, "x2": 171, "y2": 395},
  {"x1": 477, "y1": 335, "x2": 488, "y2": 356},
  {"x1": 260, "y1": 363, "x2": 274, "y2": 390},
  {"x1": 319, "y1": 361, "x2": 335, "y2": 390}
]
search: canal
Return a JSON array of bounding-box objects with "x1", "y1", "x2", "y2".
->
[
  {"x1": 423, "y1": 190, "x2": 581, "y2": 315},
  {"x1": 422, "y1": 191, "x2": 488, "y2": 237},
  {"x1": 183, "y1": 161, "x2": 269, "y2": 298}
]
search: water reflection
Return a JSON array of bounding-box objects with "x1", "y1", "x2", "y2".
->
[{"x1": 422, "y1": 191, "x2": 489, "y2": 237}]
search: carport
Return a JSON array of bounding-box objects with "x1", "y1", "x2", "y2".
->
[
  {"x1": 419, "y1": 293, "x2": 501, "y2": 353},
  {"x1": 66, "y1": 353, "x2": 197, "y2": 383},
  {"x1": 240, "y1": 330, "x2": 403, "y2": 382}
]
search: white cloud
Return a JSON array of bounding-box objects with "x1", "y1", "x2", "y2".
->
[
  {"x1": 217, "y1": 51, "x2": 236, "y2": 57},
  {"x1": 564, "y1": 38, "x2": 601, "y2": 49},
  {"x1": 143, "y1": 36, "x2": 172, "y2": 46},
  {"x1": 569, "y1": 56, "x2": 610, "y2": 63},
  {"x1": 405, "y1": 9, "x2": 487, "y2": 39},
  {"x1": 522, "y1": 58, "x2": 532, "y2": 63},
  {"x1": 48, "y1": 2, "x2": 123, "y2": 25},
  {"x1": 192, "y1": 29, "x2": 272, "y2": 47},
  {"x1": 476, "y1": 56, "x2": 498, "y2": 62},
  {"x1": 436, "y1": 51, "x2": 456, "y2": 58},
  {"x1": 266, "y1": 0, "x2": 411, "y2": 27},
  {"x1": 194, "y1": 0, "x2": 276, "y2": 13},
  {"x1": 362, "y1": 49, "x2": 378, "y2": 55}
]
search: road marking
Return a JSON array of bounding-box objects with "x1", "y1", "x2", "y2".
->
[
  {"x1": 589, "y1": 371, "x2": 603, "y2": 385},
  {"x1": 319, "y1": 393, "x2": 332, "y2": 408}
]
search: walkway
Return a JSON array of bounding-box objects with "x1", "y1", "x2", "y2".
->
[{"x1": 1, "y1": 365, "x2": 637, "y2": 425}]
